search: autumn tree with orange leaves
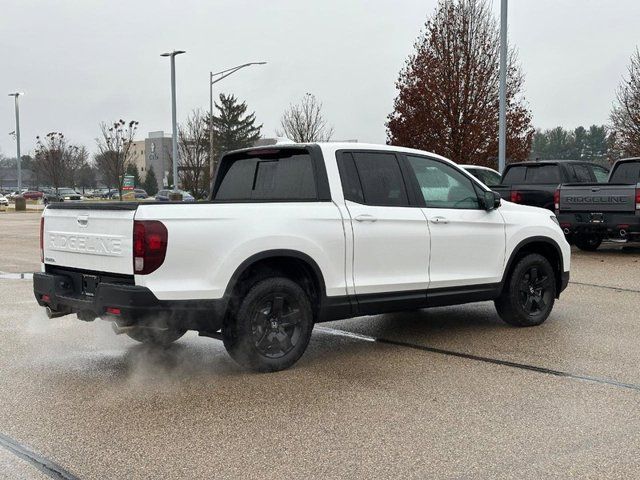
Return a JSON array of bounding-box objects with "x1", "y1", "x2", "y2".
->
[{"x1": 386, "y1": 0, "x2": 533, "y2": 167}]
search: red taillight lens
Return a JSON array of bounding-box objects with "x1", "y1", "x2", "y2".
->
[
  {"x1": 635, "y1": 188, "x2": 640, "y2": 210},
  {"x1": 554, "y1": 188, "x2": 560, "y2": 212},
  {"x1": 40, "y1": 216, "x2": 44, "y2": 263},
  {"x1": 106, "y1": 307, "x2": 121, "y2": 316},
  {"x1": 510, "y1": 190, "x2": 522, "y2": 203},
  {"x1": 133, "y1": 220, "x2": 168, "y2": 275}
]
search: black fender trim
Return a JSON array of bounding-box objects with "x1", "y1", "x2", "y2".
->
[
  {"x1": 501, "y1": 236, "x2": 567, "y2": 297},
  {"x1": 222, "y1": 249, "x2": 356, "y2": 321}
]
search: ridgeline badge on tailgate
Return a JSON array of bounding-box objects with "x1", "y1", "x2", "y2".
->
[{"x1": 48, "y1": 232, "x2": 123, "y2": 256}]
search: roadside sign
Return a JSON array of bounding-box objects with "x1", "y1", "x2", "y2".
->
[{"x1": 123, "y1": 175, "x2": 135, "y2": 191}]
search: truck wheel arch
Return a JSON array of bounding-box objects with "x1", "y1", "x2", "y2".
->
[
  {"x1": 223, "y1": 249, "x2": 327, "y2": 314},
  {"x1": 501, "y1": 237, "x2": 564, "y2": 298}
]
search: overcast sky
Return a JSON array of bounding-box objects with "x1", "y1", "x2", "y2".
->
[{"x1": 1, "y1": 0, "x2": 639, "y2": 158}]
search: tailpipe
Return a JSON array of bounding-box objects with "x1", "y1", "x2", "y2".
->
[
  {"x1": 46, "y1": 306, "x2": 70, "y2": 319},
  {"x1": 620, "y1": 229, "x2": 627, "y2": 238},
  {"x1": 563, "y1": 228, "x2": 570, "y2": 235}
]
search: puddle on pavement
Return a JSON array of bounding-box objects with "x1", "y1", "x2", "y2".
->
[{"x1": 0, "y1": 272, "x2": 33, "y2": 280}]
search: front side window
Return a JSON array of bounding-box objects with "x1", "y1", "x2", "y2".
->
[
  {"x1": 407, "y1": 156, "x2": 480, "y2": 209},
  {"x1": 215, "y1": 149, "x2": 317, "y2": 201},
  {"x1": 591, "y1": 165, "x2": 610, "y2": 183}
]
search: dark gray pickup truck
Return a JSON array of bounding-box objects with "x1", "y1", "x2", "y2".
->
[{"x1": 557, "y1": 158, "x2": 640, "y2": 250}]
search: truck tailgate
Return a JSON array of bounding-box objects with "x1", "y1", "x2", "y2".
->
[
  {"x1": 559, "y1": 184, "x2": 636, "y2": 213},
  {"x1": 43, "y1": 204, "x2": 136, "y2": 274}
]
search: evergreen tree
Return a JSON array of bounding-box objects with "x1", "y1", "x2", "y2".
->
[
  {"x1": 143, "y1": 168, "x2": 159, "y2": 196},
  {"x1": 126, "y1": 162, "x2": 141, "y2": 187},
  {"x1": 209, "y1": 93, "x2": 262, "y2": 173}
]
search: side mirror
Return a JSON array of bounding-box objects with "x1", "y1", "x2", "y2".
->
[{"x1": 482, "y1": 190, "x2": 501, "y2": 211}]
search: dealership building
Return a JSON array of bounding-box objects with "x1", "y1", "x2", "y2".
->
[{"x1": 129, "y1": 131, "x2": 173, "y2": 189}]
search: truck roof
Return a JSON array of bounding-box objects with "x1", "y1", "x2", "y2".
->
[
  {"x1": 505, "y1": 160, "x2": 601, "y2": 167},
  {"x1": 225, "y1": 141, "x2": 453, "y2": 163}
]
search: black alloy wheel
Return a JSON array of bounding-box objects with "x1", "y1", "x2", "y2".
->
[
  {"x1": 251, "y1": 294, "x2": 303, "y2": 359},
  {"x1": 223, "y1": 277, "x2": 314, "y2": 372},
  {"x1": 495, "y1": 253, "x2": 556, "y2": 327},
  {"x1": 574, "y1": 234, "x2": 602, "y2": 251},
  {"x1": 518, "y1": 265, "x2": 553, "y2": 317}
]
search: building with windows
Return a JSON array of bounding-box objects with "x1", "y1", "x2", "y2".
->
[{"x1": 129, "y1": 131, "x2": 173, "y2": 189}]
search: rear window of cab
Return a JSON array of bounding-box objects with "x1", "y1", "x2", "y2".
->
[{"x1": 213, "y1": 148, "x2": 318, "y2": 201}]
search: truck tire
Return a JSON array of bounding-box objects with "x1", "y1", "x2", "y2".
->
[
  {"x1": 495, "y1": 253, "x2": 556, "y2": 327},
  {"x1": 126, "y1": 327, "x2": 185, "y2": 346},
  {"x1": 574, "y1": 235, "x2": 602, "y2": 251},
  {"x1": 223, "y1": 277, "x2": 314, "y2": 372}
]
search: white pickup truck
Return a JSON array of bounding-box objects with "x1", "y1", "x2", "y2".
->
[{"x1": 34, "y1": 143, "x2": 570, "y2": 371}]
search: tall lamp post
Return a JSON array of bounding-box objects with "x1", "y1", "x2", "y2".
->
[
  {"x1": 8, "y1": 92, "x2": 24, "y2": 192},
  {"x1": 161, "y1": 50, "x2": 186, "y2": 196},
  {"x1": 498, "y1": 0, "x2": 508, "y2": 173},
  {"x1": 209, "y1": 62, "x2": 266, "y2": 180}
]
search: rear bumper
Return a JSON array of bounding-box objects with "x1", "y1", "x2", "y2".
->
[
  {"x1": 557, "y1": 212, "x2": 640, "y2": 238},
  {"x1": 33, "y1": 271, "x2": 226, "y2": 331}
]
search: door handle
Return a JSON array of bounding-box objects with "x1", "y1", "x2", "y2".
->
[
  {"x1": 354, "y1": 214, "x2": 377, "y2": 222},
  {"x1": 430, "y1": 216, "x2": 449, "y2": 224}
]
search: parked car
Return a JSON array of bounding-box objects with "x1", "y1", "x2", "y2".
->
[
  {"x1": 57, "y1": 188, "x2": 84, "y2": 202},
  {"x1": 154, "y1": 189, "x2": 195, "y2": 202},
  {"x1": 22, "y1": 191, "x2": 44, "y2": 200},
  {"x1": 134, "y1": 189, "x2": 148, "y2": 199},
  {"x1": 34, "y1": 142, "x2": 570, "y2": 372},
  {"x1": 460, "y1": 165, "x2": 502, "y2": 187},
  {"x1": 557, "y1": 157, "x2": 640, "y2": 250},
  {"x1": 493, "y1": 160, "x2": 609, "y2": 211},
  {"x1": 0, "y1": 194, "x2": 8, "y2": 207}
]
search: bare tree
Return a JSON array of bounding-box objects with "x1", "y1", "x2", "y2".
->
[
  {"x1": 178, "y1": 109, "x2": 210, "y2": 199},
  {"x1": 610, "y1": 48, "x2": 640, "y2": 157},
  {"x1": 95, "y1": 120, "x2": 138, "y2": 200},
  {"x1": 277, "y1": 93, "x2": 334, "y2": 142},
  {"x1": 33, "y1": 132, "x2": 86, "y2": 192},
  {"x1": 386, "y1": 0, "x2": 533, "y2": 166}
]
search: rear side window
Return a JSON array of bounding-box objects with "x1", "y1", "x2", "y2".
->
[
  {"x1": 572, "y1": 164, "x2": 594, "y2": 183},
  {"x1": 609, "y1": 162, "x2": 640, "y2": 184},
  {"x1": 502, "y1": 166, "x2": 526, "y2": 184},
  {"x1": 525, "y1": 165, "x2": 560, "y2": 184},
  {"x1": 350, "y1": 152, "x2": 409, "y2": 206},
  {"x1": 214, "y1": 149, "x2": 317, "y2": 201}
]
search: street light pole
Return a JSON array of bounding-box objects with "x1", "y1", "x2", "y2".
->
[
  {"x1": 161, "y1": 50, "x2": 186, "y2": 194},
  {"x1": 498, "y1": 0, "x2": 508, "y2": 173},
  {"x1": 208, "y1": 62, "x2": 266, "y2": 182},
  {"x1": 8, "y1": 92, "x2": 23, "y2": 191}
]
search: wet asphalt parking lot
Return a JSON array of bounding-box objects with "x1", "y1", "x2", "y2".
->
[{"x1": 1, "y1": 212, "x2": 640, "y2": 479}]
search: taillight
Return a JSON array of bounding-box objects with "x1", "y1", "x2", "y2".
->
[
  {"x1": 635, "y1": 187, "x2": 640, "y2": 210},
  {"x1": 133, "y1": 220, "x2": 168, "y2": 275},
  {"x1": 40, "y1": 216, "x2": 44, "y2": 263},
  {"x1": 510, "y1": 190, "x2": 522, "y2": 203},
  {"x1": 554, "y1": 188, "x2": 560, "y2": 212}
]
